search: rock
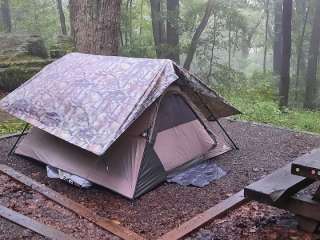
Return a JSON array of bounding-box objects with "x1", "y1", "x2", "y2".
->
[
  {"x1": 49, "y1": 35, "x2": 74, "y2": 59},
  {"x1": 0, "y1": 33, "x2": 52, "y2": 91},
  {"x1": 0, "y1": 33, "x2": 48, "y2": 60}
]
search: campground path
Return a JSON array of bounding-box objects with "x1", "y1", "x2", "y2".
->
[{"x1": 0, "y1": 120, "x2": 320, "y2": 239}]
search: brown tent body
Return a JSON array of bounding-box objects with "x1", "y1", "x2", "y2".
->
[{"x1": 15, "y1": 87, "x2": 232, "y2": 198}]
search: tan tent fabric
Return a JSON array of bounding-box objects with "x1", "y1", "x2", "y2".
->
[
  {"x1": 16, "y1": 105, "x2": 155, "y2": 198},
  {"x1": 154, "y1": 120, "x2": 215, "y2": 171}
]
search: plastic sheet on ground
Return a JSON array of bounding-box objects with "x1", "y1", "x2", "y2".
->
[
  {"x1": 46, "y1": 165, "x2": 93, "y2": 188},
  {"x1": 167, "y1": 161, "x2": 227, "y2": 187}
]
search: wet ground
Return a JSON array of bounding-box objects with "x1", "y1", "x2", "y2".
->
[{"x1": 1, "y1": 120, "x2": 320, "y2": 239}]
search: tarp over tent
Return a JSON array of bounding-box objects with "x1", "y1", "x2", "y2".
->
[{"x1": 0, "y1": 53, "x2": 240, "y2": 198}]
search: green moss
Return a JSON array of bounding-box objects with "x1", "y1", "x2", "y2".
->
[
  {"x1": 0, "y1": 65, "x2": 42, "y2": 91},
  {"x1": 0, "y1": 58, "x2": 52, "y2": 91},
  {"x1": 0, "y1": 119, "x2": 26, "y2": 135}
]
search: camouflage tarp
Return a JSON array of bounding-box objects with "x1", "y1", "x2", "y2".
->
[{"x1": 0, "y1": 53, "x2": 239, "y2": 155}]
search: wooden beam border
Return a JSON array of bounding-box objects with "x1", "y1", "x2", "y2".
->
[
  {"x1": 158, "y1": 190, "x2": 248, "y2": 240},
  {"x1": 0, "y1": 164, "x2": 144, "y2": 240},
  {"x1": 0, "y1": 204, "x2": 76, "y2": 240}
]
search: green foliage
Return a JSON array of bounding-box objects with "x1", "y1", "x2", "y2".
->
[
  {"x1": 222, "y1": 71, "x2": 320, "y2": 134},
  {"x1": 209, "y1": 64, "x2": 247, "y2": 89},
  {"x1": 10, "y1": 0, "x2": 69, "y2": 47},
  {"x1": 120, "y1": 0, "x2": 155, "y2": 58},
  {"x1": 0, "y1": 119, "x2": 26, "y2": 135}
]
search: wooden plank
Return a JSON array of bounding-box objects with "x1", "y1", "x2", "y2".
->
[
  {"x1": 244, "y1": 163, "x2": 314, "y2": 204},
  {"x1": 0, "y1": 164, "x2": 144, "y2": 240},
  {"x1": 0, "y1": 204, "x2": 76, "y2": 240},
  {"x1": 158, "y1": 190, "x2": 247, "y2": 240},
  {"x1": 291, "y1": 149, "x2": 320, "y2": 180}
]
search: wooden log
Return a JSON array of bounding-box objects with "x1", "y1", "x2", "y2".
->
[
  {"x1": 0, "y1": 204, "x2": 76, "y2": 240},
  {"x1": 0, "y1": 164, "x2": 144, "y2": 240},
  {"x1": 158, "y1": 190, "x2": 247, "y2": 240}
]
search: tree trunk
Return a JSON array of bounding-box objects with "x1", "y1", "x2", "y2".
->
[
  {"x1": 228, "y1": 16, "x2": 232, "y2": 69},
  {"x1": 166, "y1": 0, "x2": 180, "y2": 63},
  {"x1": 150, "y1": 0, "x2": 166, "y2": 58},
  {"x1": 263, "y1": 0, "x2": 270, "y2": 73},
  {"x1": 56, "y1": 0, "x2": 67, "y2": 35},
  {"x1": 279, "y1": 0, "x2": 292, "y2": 108},
  {"x1": 0, "y1": 0, "x2": 12, "y2": 33},
  {"x1": 273, "y1": 0, "x2": 282, "y2": 76},
  {"x1": 69, "y1": 0, "x2": 121, "y2": 55},
  {"x1": 295, "y1": 0, "x2": 309, "y2": 102},
  {"x1": 304, "y1": 0, "x2": 320, "y2": 109},
  {"x1": 139, "y1": 0, "x2": 144, "y2": 45},
  {"x1": 207, "y1": 15, "x2": 217, "y2": 82},
  {"x1": 183, "y1": 0, "x2": 215, "y2": 70}
]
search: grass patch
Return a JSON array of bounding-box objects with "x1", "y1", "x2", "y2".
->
[
  {"x1": 226, "y1": 91, "x2": 320, "y2": 134},
  {"x1": 0, "y1": 119, "x2": 26, "y2": 136}
]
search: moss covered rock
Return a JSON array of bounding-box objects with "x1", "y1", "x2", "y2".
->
[
  {"x1": 0, "y1": 33, "x2": 52, "y2": 91},
  {"x1": 49, "y1": 35, "x2": 75, "y2": 59}
]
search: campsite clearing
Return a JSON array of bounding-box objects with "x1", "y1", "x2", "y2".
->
[{"x1": 1, "y1": 119, "x2": 320, "y2": 239}]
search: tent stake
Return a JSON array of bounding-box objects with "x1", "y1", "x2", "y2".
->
[{"x1": 7, "y1": 123, "x2": 29, "y2": 157}]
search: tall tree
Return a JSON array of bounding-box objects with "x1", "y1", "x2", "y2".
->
[
  {"x1": 279, "y1": 0, "x2": 292, "y2": 108},
  {"x1": 69, "y1": 0, "x2": 121, "y2": 55},
  {"x1": 183, "y1": 0, "x2": 215, "y2": 70},
  {"x1": 166, "y1": 0, "x2": 180, "y2": 63},
  {"x1": 295, "y1": 0, "x2": 309, "y2": 102},
  {"x1": 263, "y1": 0, "x2": 270, "y2": 73},
  {"x1": 0, "y1": 0, "x2": 12, "y2": 33},
  {"x1": 273, "y1": 0, "x2": 282, "y2": 76},
  {"x1": 304, "y1": 0, "x2": 320, "y2": 109},
  {"x1": 150, "y1": 0, "x2": 166, "y2": 58},
  {"x1": 56, "y1": 0, "x2": 67, "y2": 35}
]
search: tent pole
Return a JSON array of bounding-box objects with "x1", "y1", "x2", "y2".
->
[
  {"x1": 195, "y1": 93, "x2": 238, "y2": 150},
  {"x1": 208, "y1": 113, "x2": 239, "y2": 150},
  {"x1": 7, "y1": 123, "x2": 29, "y2": 158}
]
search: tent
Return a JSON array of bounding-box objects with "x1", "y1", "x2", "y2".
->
[{"x1": 0, "y1": 53, "x2": 239, "y2": 199}]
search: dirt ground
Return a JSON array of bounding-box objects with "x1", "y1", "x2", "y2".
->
[{"x1": 1, "y1": 120, "x2": 320, "y2": 239}]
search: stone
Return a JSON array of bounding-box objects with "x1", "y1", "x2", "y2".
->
[
  {"x1": 49, "y1": 35, "x2": 74, "y2": 59},
  {"x1": 0, "y1": 33, "x2": 48, "y2": 61},
  {"x1": 0, "y1": 33, "x2": 52, "y2": 91}
]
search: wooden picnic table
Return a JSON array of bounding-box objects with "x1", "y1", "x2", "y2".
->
[{"x1": 245, "y1": 148, "x2": 320, "y2": 233}]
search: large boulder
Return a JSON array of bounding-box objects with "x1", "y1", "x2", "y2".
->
[
  {"x1": 0, "y1": 33, "x2": 49, "y2": 60},
  {"x1": 0, "y1": 33, "x2": 52, "y2": 91}
]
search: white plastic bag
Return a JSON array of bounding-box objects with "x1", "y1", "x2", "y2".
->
[{"x1": 46, "y1": 165, "x2": 93, "y2": 188}]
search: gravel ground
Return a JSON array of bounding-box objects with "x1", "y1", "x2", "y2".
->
[
  {"x1": 0, "y1": 217, "x2": 46, "y2": 240},
  {"x1": 0, "y1": 120, "x2": 320, "y2": 239},
  {"x1": 0, "y1": 173, "x2": 119, "y2": 240},
  {"x1": 187, "y1": 201, "x2": 317, "y2": 240}
]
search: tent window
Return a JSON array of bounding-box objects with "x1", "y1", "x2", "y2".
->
[{"x1": 154, "y1": 94, "x2": 197, "y2": 133}]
